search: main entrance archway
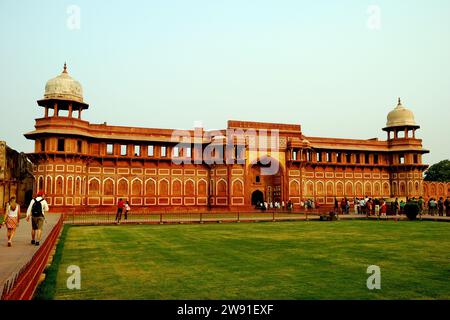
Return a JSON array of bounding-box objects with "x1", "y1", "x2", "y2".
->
[
  {"x1": 249, "y1": 156, "x2": 283, "y2": 205},
  {"x1": 251, "y1": 190, "x2": 264, "y2": 205}
]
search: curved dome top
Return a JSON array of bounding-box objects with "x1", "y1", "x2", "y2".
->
[
  {"x1": 386, "y1": 98, "x2": 418, "y2": 128},
  {"x1": 44, "y1": 63, "x2": 83, "y2": 103}
]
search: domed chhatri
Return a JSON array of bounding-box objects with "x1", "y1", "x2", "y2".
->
[
  {"x1": 43, "y1": 63, "x2": 84, "y2": 103},
  {"x1": 385, "y1": 98, "x2": 418, "y2": 128}
]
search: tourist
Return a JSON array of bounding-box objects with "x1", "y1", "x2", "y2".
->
[
  {"x1": 437, "y1": 197, "x2": 444, "y2": 216},
  {"x1": 418, "y1": 196, "x2": 424, "y2": 216},
  {"x1": 124, "y1": 201, "x2": 131, "y2": 220},
  {"x1": 115, "y1": 198, "x2": 124, "y2": 224},
  {"x1": 366, "y1": 199, "x2": 373, "y2": 216},
  {"x1": 340, "y1": 198, "x2": 346, "y2": 215},
  {"x1": 392, "y1": 198, "x2": 399, "y2": 216},
  {"x1": 281, "y1": 200, "x2": 285, "y2": 211},
  {"x1": 287, "y1": 200, "x2": 293, "y2": 212},
  {"x1": 359, "y1": 198, "x2": 366, "y2": 215},
  {"x1": 334, "y1": 198, "x2": 339, "y2": 213},
  {"x1": 445, "y1": 197, "x2": 450, "y2": 217},
  {"x1": 354, "y1": 197, "x2": 359, "y2": 214},
  {"x1": 1, "y1": 197, "x2": 20, "y2": 247},
  {"x1": 400, "y1": 199, "x2": 406, "y2": 214},
  {"x1": 264, "y1": 201, "x2": 268, "y2": 211},
  {"x1": 428, "y1": 198, "x2": 436, "y2": 215},
  {"x1": 374, "y1": 198, "x2": 380, "y2": 216},
  {"x1": 26, "y1": 191, "x2": 49, "y2": 246},
  {"x1": 380, "y1": 200, "x2": 387, "y2": 219}
]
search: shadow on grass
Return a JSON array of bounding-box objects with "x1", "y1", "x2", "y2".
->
[{"x1": 33, "y1": 224, "x2": 70, "y2": 300}]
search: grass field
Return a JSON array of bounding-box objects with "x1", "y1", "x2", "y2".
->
[{"x1": 35, "y1": 220, "x2": 450, "y2": 300}]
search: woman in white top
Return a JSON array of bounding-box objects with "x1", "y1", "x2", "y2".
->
[
  {"x1": 1, "y1": 197, "x2": 20, "y2": 247},
  {"x1": 124, "y1": 201, "x2": 131, "y2": 221}
]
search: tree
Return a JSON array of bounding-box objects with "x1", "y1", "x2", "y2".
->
[{"x1": 424, "y1": 160, "x2": 450, "y2": 182}]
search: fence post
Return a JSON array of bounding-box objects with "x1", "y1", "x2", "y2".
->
[
  {"x1": 160, "y1": 212, "x2": 163, "y2": 224},
  {"x1": 237, "y1": 211, "x2": 240, "y2": 222}
]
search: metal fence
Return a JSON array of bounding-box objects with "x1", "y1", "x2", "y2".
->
[
  {"x1": 63, "y1": 208, "x2": 338, "y2": 225},
  {"x1": 1, "y1": 215, "x2": 63, "y2": 300}
]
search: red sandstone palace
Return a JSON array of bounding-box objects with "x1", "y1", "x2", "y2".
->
[{"x1": 24, "y1": 65, "x2": 448, "y2": 211}]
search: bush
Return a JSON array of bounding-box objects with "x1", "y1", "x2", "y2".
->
[{"x1": 404, "y1": 202, "x2": 420, "y2": 220}]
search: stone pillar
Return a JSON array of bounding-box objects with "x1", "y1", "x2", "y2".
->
[
  {"x1": 68, "y1": 103, "x2": 73, "y2": 118},
  {"x1": 44, "y1": 107, "x2": 49, "y2": 118},
  {"x1": 53, "y1": 102, "x2": 58, "y2": 117},
  {"x1": 78, "y1": 109, "x2": 82, "y2": 119}
]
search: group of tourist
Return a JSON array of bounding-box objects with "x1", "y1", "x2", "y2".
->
[
  {"x1": 255, "y1": 200, "x2": 294, "y2": 211},
  {"x1": 1, "y1": 191, "x2": 49, "y2": 247},
  {"x1": 427, "y1": 197, "x2": 450, "y2": 216},
  {"x1": 333, "y1": 197, "x2": 389, "y2": 217}
]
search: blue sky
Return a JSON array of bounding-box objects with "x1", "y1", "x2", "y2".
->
[{"x1": 0, "y1": 0, "x2": 449, "y2": 165}]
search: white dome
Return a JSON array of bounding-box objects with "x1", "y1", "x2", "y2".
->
[
  {"x1": 386, "y1": 98, "x2": 418, "y2": 128},
  {"x1": 44, "y1": 63, "x2": 83, "y2": 103}
]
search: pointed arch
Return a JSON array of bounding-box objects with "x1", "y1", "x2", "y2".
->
[
  {"x1": 131, "y1": 178, "x2": 143, "y2": 196},
  {"x1": 355, "y1": 181, "x2": 363, "y2": 196},
  {"x1": 316, "y1": 181, "x2": 324, "y2": 196},
  {"x1": 67, "y1": 176, "x2": 74, "y2": 195},
  {"x1": 336, "y1": 181, "x2": 344, "y2": 196},
  {"x1": 217, "y1": 179, "x2": 227, "y2": 196},
  {"x1": 55, "y1": 175, "x2": 64, "y2": 195},
  {"x1": 185, "y1": 179, "x2": 196, "y2": 196},
  {"x1": 326, "y1": 181, "x2": 334, "y2": 196},
  {"x1": 158, "y1": 178, "x2": 169, "y2": 196},
  {"x1": 37, "y1": 176, "x2": 44, "y2": 192},
  {"x1": 75, "y1": 176, "x2": 81, "y2": 195},
  {"x1": 103, "y1": 177, "x2": 115, "y2": 196},
  {"x1": 289, "y1": 180, "x2": 300, "y2": 196},
  {"x1": 345, "y1": 181, "x2": 353, "y2": 196},
  {"x1": 373, "y1": 181, "x2": 381, "y2": 196},
  {"x1": 382, "y1": 181, "x2": 390, "y2": 196},
  {"x1": 172, "y1": 178, "x2": 182, "y2": 196},
  {"x1": 45, "y1": 175, "x2": 52, "y2": 194},
  {"x1": 88, "y1": 177, "x2": 100, "y2": 195},
  {"x1": 145, "y1": 178, "x2": 156, "y2": 196},
  {"x1": 117, "y1": 177, "x2": 129, "y2": 196},
  {"x1": 364, "y1": 181, "x2": 372, "y2": 196},
  {"x1": 305, "y1": 180, "x2": 314, "y2": 197},
  {"x1": 197, "y1": 179, "x2": 207, "y2": 196}
]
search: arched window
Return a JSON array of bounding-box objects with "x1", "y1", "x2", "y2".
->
[{"x1": 88, "y1": 178, "x2": 100, "y2": 195}]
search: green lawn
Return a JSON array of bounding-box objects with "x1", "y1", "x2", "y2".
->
[{"x1": 35, "y1": 220, "x2": 450, "y2": 300}]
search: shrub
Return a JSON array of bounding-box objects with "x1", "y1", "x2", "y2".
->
[{"x1": 404, "y1": 202, "x2": 420, "y2": 220}]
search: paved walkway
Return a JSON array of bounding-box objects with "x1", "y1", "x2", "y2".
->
[{"x1": 0, "y1": 214, "x2": 61, "y2": 291}]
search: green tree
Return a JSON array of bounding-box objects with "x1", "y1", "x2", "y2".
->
[{"x1": 424, "y1": 160, "x2": 450, "y2": 182}]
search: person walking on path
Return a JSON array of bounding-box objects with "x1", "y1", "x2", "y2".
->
[
  {"x1": 26, "y1": 191, "x2": 49, "y2": 246},
  {"x1": 1, "y1": 197, "x2": 20, "y2": 247},
  {"x1": 115, "y1": 198, "x2": 125, "y2": 224}
]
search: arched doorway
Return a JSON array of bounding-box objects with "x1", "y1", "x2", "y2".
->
[
  {"x1": 249, "y1": 156, "x2": 283, "y2": 205},
  {"x1": 251, "y1": 190, "x2": 264, "y2": 205}
]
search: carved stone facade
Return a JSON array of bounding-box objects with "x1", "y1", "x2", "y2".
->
[
  {"x1": 0, "y1": 141, "x2": 34, "y2": 209},
  {"x1": 23, "y1": 66, "x2": 446, "y2": 212}
]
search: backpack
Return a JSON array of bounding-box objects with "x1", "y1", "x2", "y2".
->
[{"x1": 31, "y1": 198, "x2": 44, "y2": 217}]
